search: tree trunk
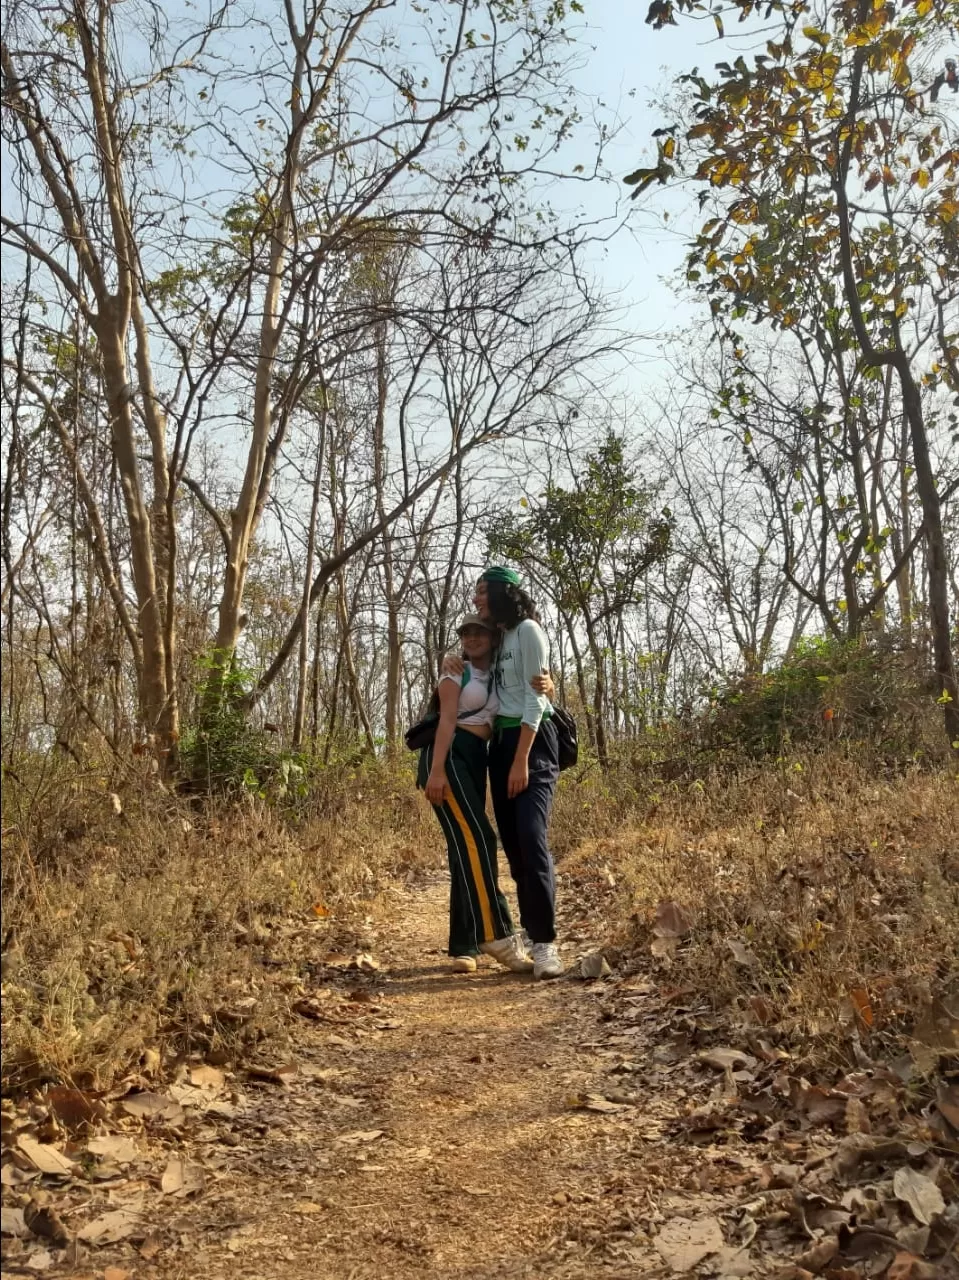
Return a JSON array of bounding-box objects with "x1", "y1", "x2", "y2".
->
[
  {"x1": 898, "y1": 364, "x2": 959, "y2": 750},
  {"x1": 293, "y1": 406, "x2": 327, "y2": 750},
  {"x1": 335, "y1": 569, "x2": 375, "y2": 753},
  {"x1": 372, "y1": 319, "x2": 402, "y2": 751},
  {"x1": 583, "y1": 614, "x2": 609, "y2": 768}
]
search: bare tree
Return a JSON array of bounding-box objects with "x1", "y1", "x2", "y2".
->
[{"x1": 2, "y1": 0, "x2": 611, "y2": 768}]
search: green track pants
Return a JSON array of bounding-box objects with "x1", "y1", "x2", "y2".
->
[{"x1": 418, "y1": 728, "x2": 515, "y2": 956}]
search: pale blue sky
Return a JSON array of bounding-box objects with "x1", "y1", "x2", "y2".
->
[{"x1": 557, "y1": 1, "x2": 722, "y2": 357}]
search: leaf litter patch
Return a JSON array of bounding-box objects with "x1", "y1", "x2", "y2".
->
[
  {"x1": 0, "y1": 956, "x2": 406, "y2": 1276},
  {"x1": 552, "y1": 928, "x2": 959, "y2": 1280},
  {"x1": 3, "y1": 874, "x2": 956, "y2": 1279}
]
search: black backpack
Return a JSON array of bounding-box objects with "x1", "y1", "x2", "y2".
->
[{"x1": 551, "y1": 704, "x2": 578, "y2": 770}]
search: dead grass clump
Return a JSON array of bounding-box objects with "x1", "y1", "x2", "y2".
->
[
  {"x1": 0, "y1": 756, "x2": 437, "y2": 1092},
  {"x1": 562, "y1": 757, "x2": 959, "y2": 1058}
]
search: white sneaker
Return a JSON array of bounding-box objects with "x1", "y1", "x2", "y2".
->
[
  {"x1": 451, "y1": 955, "x2": 477, "y2": 973},
  {"x1": 479, "y1": 934, "x2": 534, "y2": 973},
  {"x1": 531, "y1": 942, "x2": 564, "y2": 980}
]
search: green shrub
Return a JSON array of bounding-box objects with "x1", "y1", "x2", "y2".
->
[
  {"x1": 703, "y1": 635, "x2": 937, "y2": 760},
  {"x1": 180, "y1": 657, "x2": 307, "y2": 798}
]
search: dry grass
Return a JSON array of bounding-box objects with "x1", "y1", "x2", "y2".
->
[
  {"x1": 3, "y1": 742, "x2": 955, "y2": 1095},
  {"x1": 0, "y1": 754, "x2": 437, "y2": 1092},
  {"x1": 561, "y1": 754, "x2": 959, "y2": 1059}
]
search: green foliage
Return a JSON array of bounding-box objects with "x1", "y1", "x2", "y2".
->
[
  {"x1": 488, "y1": 432, "x2": 672, "y2": 618},
  {"x1": 180, "y1": 657, "x2": 308, "y2": 799},
  {"x1": 704, "y1": 635, "x2": 937, "y2": 759},
  {"x1": 638, "y1": 0, "x2": 958, "y2": 388}
]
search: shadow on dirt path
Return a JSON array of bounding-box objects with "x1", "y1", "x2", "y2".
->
[
  {"x1": 140, "y1": 872, "x2": 681, "y2": 1280},
  {"x1": 5, "y1": 869, "x2": 955, "y2": 1279}
]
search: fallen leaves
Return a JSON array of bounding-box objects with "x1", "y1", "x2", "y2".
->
[
  {"x1": 160, "y1": 1156, "x2": 205, "y2": 1197},
  {"x1": 0, "y1": 874, "x2": 954, "y2": 1280},
  {"x1": 791, "y1": 1080, "x2": 849, "y2": 1128},
  {"x1": 85, "y1": 1138, "x2": 139, "y2": 1175},
  {"x1": 22, "y1": 1200, "x2": 68, "y2": 1246},
  {"x1": 727, "y1": 938, "x2": 759, "y2": 966},
  {"x1": 654, "y1": 1215, "x2": 724, "y2": 1272},
  {"x1": 698, "y1": 1046, "x2": 757, "y2": 1072},
  {"x1": 572, "y1": 940, "x2": 959, "y2": 1280},
  {"x1": 1, "y1": 1206, "x2": 27, "y2": 1237},
  {"x1": 650, "y1": 900, "x2": 694, "y2": 960},
  {"x1": 118, "y1": 1092, "x2": 185, "y2": 1126},
  {"x1": 187, "y1": 1064, "x2": 225, "y2": 1092},
  {"x1": 887, "y1": 1252, "x2": 941, "y2": 1280},
  {"x1": 246, "y1": 1062, "x2": 298, "y2": 1088},
  {"x1": 44, "y1": 1087, "x2": 106, "y2": 1133},
  {"x1": 892, "y1": 1167, "x2": 945, "y2": 1226},
  {"x1": 567, "y1": 1092, "x2": 629, "y2": 1114},
  {"x1": 577, "y1": 952, "x2": 612, "y2": 980},
  {"x1": 292, "y1": 996, "x2": 329, "y2": 1020},
  {"x1": 14, "y1": 1136, "x2": 74, "y2": 1177},
  {"x1": 76, "y1": 1207, "x2": 141, "y2": 1245},
  {"x1": 334, "y1": 1129, "x2": 385, "y2": 1145},
  {"x1": 933, "y1": 1081, "x2": 959, "y2": 1135}
]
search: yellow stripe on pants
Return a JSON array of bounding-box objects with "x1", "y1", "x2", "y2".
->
[{"x1": 444, "y1": 787, "x2": 495, "y2": 942}]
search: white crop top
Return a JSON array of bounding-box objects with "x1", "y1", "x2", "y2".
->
[{"x1": 438, "y1": 662, "x2": 499, "y2": 728}]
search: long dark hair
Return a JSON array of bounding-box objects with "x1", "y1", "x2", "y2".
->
[{"x1": 484, "y1": 579, "x2": 540, "y2": 629}]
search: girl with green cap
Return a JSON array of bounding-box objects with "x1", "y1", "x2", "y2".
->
[
  {"x1": 418, "y1": 612, "x2": 536, "y2": 974},
  {"x1": 469, "y1": 567, "x2": 564, "y2": 979}
]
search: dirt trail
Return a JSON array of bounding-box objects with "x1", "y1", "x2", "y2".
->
[
  {"x1": 149, "y1": 873, "x2": 683, "y2": 1280},
  {"x1": 10, "y1": 871, "x2": 950, "y2": 1279}
]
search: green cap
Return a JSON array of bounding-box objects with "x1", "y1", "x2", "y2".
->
[{"x1": 480, "y1": 565, "x2": 521, "y2": 587}]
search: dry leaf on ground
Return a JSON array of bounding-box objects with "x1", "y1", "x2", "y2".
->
[
  {"x1": 726, "y1": 939, "x2": 758, "y2": 966},
  {"x1": 887, "y1": 1251, "x2": 940, "y2": 1280},
  {"x1": 246, "y1": 1063, "x2": 298, "y2": 1087},
  {"x1": 911, "y1": 998, "x2": 959, "y2": 1049},
  {"x1": 21, "y1": 1247, "x2": 55, "y2": 1271},
  {"x1": 292, "y1": 998, "x2": 328, "y2": 1020},
  {"x1": 0, "y1": 1206, "x2": 27, "y2": 1237},
  {"x1": 714, "y1": 1245, "x2": 754, "y2": 1276},
  {"x1": 654, "y1": 1215, "x2": 724, "y2": 1272},
  {"x1": 45, "y1": 1086, "x2": 106, "y2": 1131},
  {"x1": 934, "y1": 1082, "x2": 958, "y2": 1134},
  {"x1": 23, "y1": 1200, "x2": 69, "y2": 1245},
  {"x1": 578, "y1": 952, "x2": 612, "y2": 979},
  {"x1": 698, "y1": 1047, "x2": 757, "y2": 1072},
  {"x1": 796, "y1": 1237, "x2": 838, "y2": 1271},
  {"x1": 794, "y1": 1081, "x2": 848, "y2": 1127},
  {"x1": 188, "y1": 1065, "x2": 225, "y2": 1091},
  {"x1": 77, "y1": 1208, "x2": 141, "y2": 1245},
  {"x1": 15, "y1": 1135, "x2": 75, "y2": 1176},
  {"x1": 86, "y1": 1134, "x2": 140, "y2": 1164},
  {"x1": 119, "y1": 1092, "x2": 185, "y2": 1125},
  {"x1": 892, "y1": 1167, "x2": 945, "y2": 1225},
  {"x1": 160, "y1": 1155, "x2": 205, "y2": 1197},
  {"x1": 567, "y1": 1092, "x2": 626, "y2": 1113},
  {"x1": 654, "y1": 901, "x2": 694, "y2": 938},
  {"x1": 139, "y1": 1234, "x2": 162, "y2": 1259}
]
